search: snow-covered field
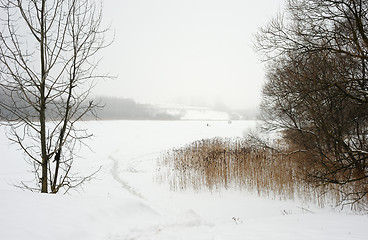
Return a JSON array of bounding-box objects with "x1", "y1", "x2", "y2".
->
[{"x1": 1, "y1": 120, "x2": 367, "y2": 240}]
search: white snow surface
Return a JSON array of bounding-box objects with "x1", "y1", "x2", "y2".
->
[
  {"x1": 1, "y1": 120, "x2": 367, "y2": 240},
  {"x1": 158, "y1": 104, "x2": 231, "y2": 120}
]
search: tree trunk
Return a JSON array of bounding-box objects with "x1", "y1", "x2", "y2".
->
[{"x1": 40, "y1": 0, "x2": 48, "y2": 193}]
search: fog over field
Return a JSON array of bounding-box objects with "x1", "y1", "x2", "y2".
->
[{"x1": 94, "y1": 97, "x2": 259, "y2": 120}]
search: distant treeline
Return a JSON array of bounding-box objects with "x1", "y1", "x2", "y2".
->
[
  {"x1": 0, "y1": 92, "x2": 257, "y2": 121},
  {"x1": 93, "y1": 97, "x2": 181, "y2": 120},
  {"x1": 91, "y1": 97, "x2": 260, "y2": 120}
]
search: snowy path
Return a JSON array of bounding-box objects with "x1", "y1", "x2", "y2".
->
[{"x1": 109, "y1": 155, "x2": 145, "y2": 199}]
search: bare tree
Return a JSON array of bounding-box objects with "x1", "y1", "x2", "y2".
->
[
  {"x1": 256, "y1": 0, "x2": 368, "y2": 104},
  {"x1": 0, "y1": 0, "x2": 110, "y2": 193},
  {"x1": 255, "y1": 0, "x2": 368, "y2": 206}
]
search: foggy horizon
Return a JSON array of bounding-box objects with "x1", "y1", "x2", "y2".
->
[{"x1": 93, "y1": 0, "x2": 285, "y2": 110}]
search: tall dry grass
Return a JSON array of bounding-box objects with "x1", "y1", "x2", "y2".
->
[{"x1": 157, "y1": 137, "x2": 364, "y2": 208}]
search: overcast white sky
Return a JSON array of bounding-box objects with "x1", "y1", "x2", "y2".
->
[{"x1": 95, "y1": 0, "x2": 285, "y2": 110}]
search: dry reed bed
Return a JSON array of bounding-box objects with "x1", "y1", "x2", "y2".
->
[{"x1": 157, "y1": 137, "x2": 349, "y2": 207}]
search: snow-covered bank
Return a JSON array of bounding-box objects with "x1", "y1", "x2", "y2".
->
[{"x1": 1, "y1": 120, "x2": 367, "y2": 240}]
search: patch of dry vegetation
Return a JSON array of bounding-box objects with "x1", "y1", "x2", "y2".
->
[{"x1": 157, "y1": 137, "x2": 367, "y2": 208}]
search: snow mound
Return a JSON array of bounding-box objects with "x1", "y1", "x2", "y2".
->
[
  {"x1": 171, "y1": 209, "x2": 212, "y2": 227},
  {"x1": 0, "y1": 190, "x2": 160, "y2": 240}
]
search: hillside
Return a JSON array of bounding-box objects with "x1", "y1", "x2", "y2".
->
[{"x1": 94, "y1": 97, "x2": 257, "y2": 121}]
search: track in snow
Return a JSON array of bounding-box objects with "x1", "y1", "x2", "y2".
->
[{"x1": 109, "y1": 155, "x2": 145, "y2": 199}]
